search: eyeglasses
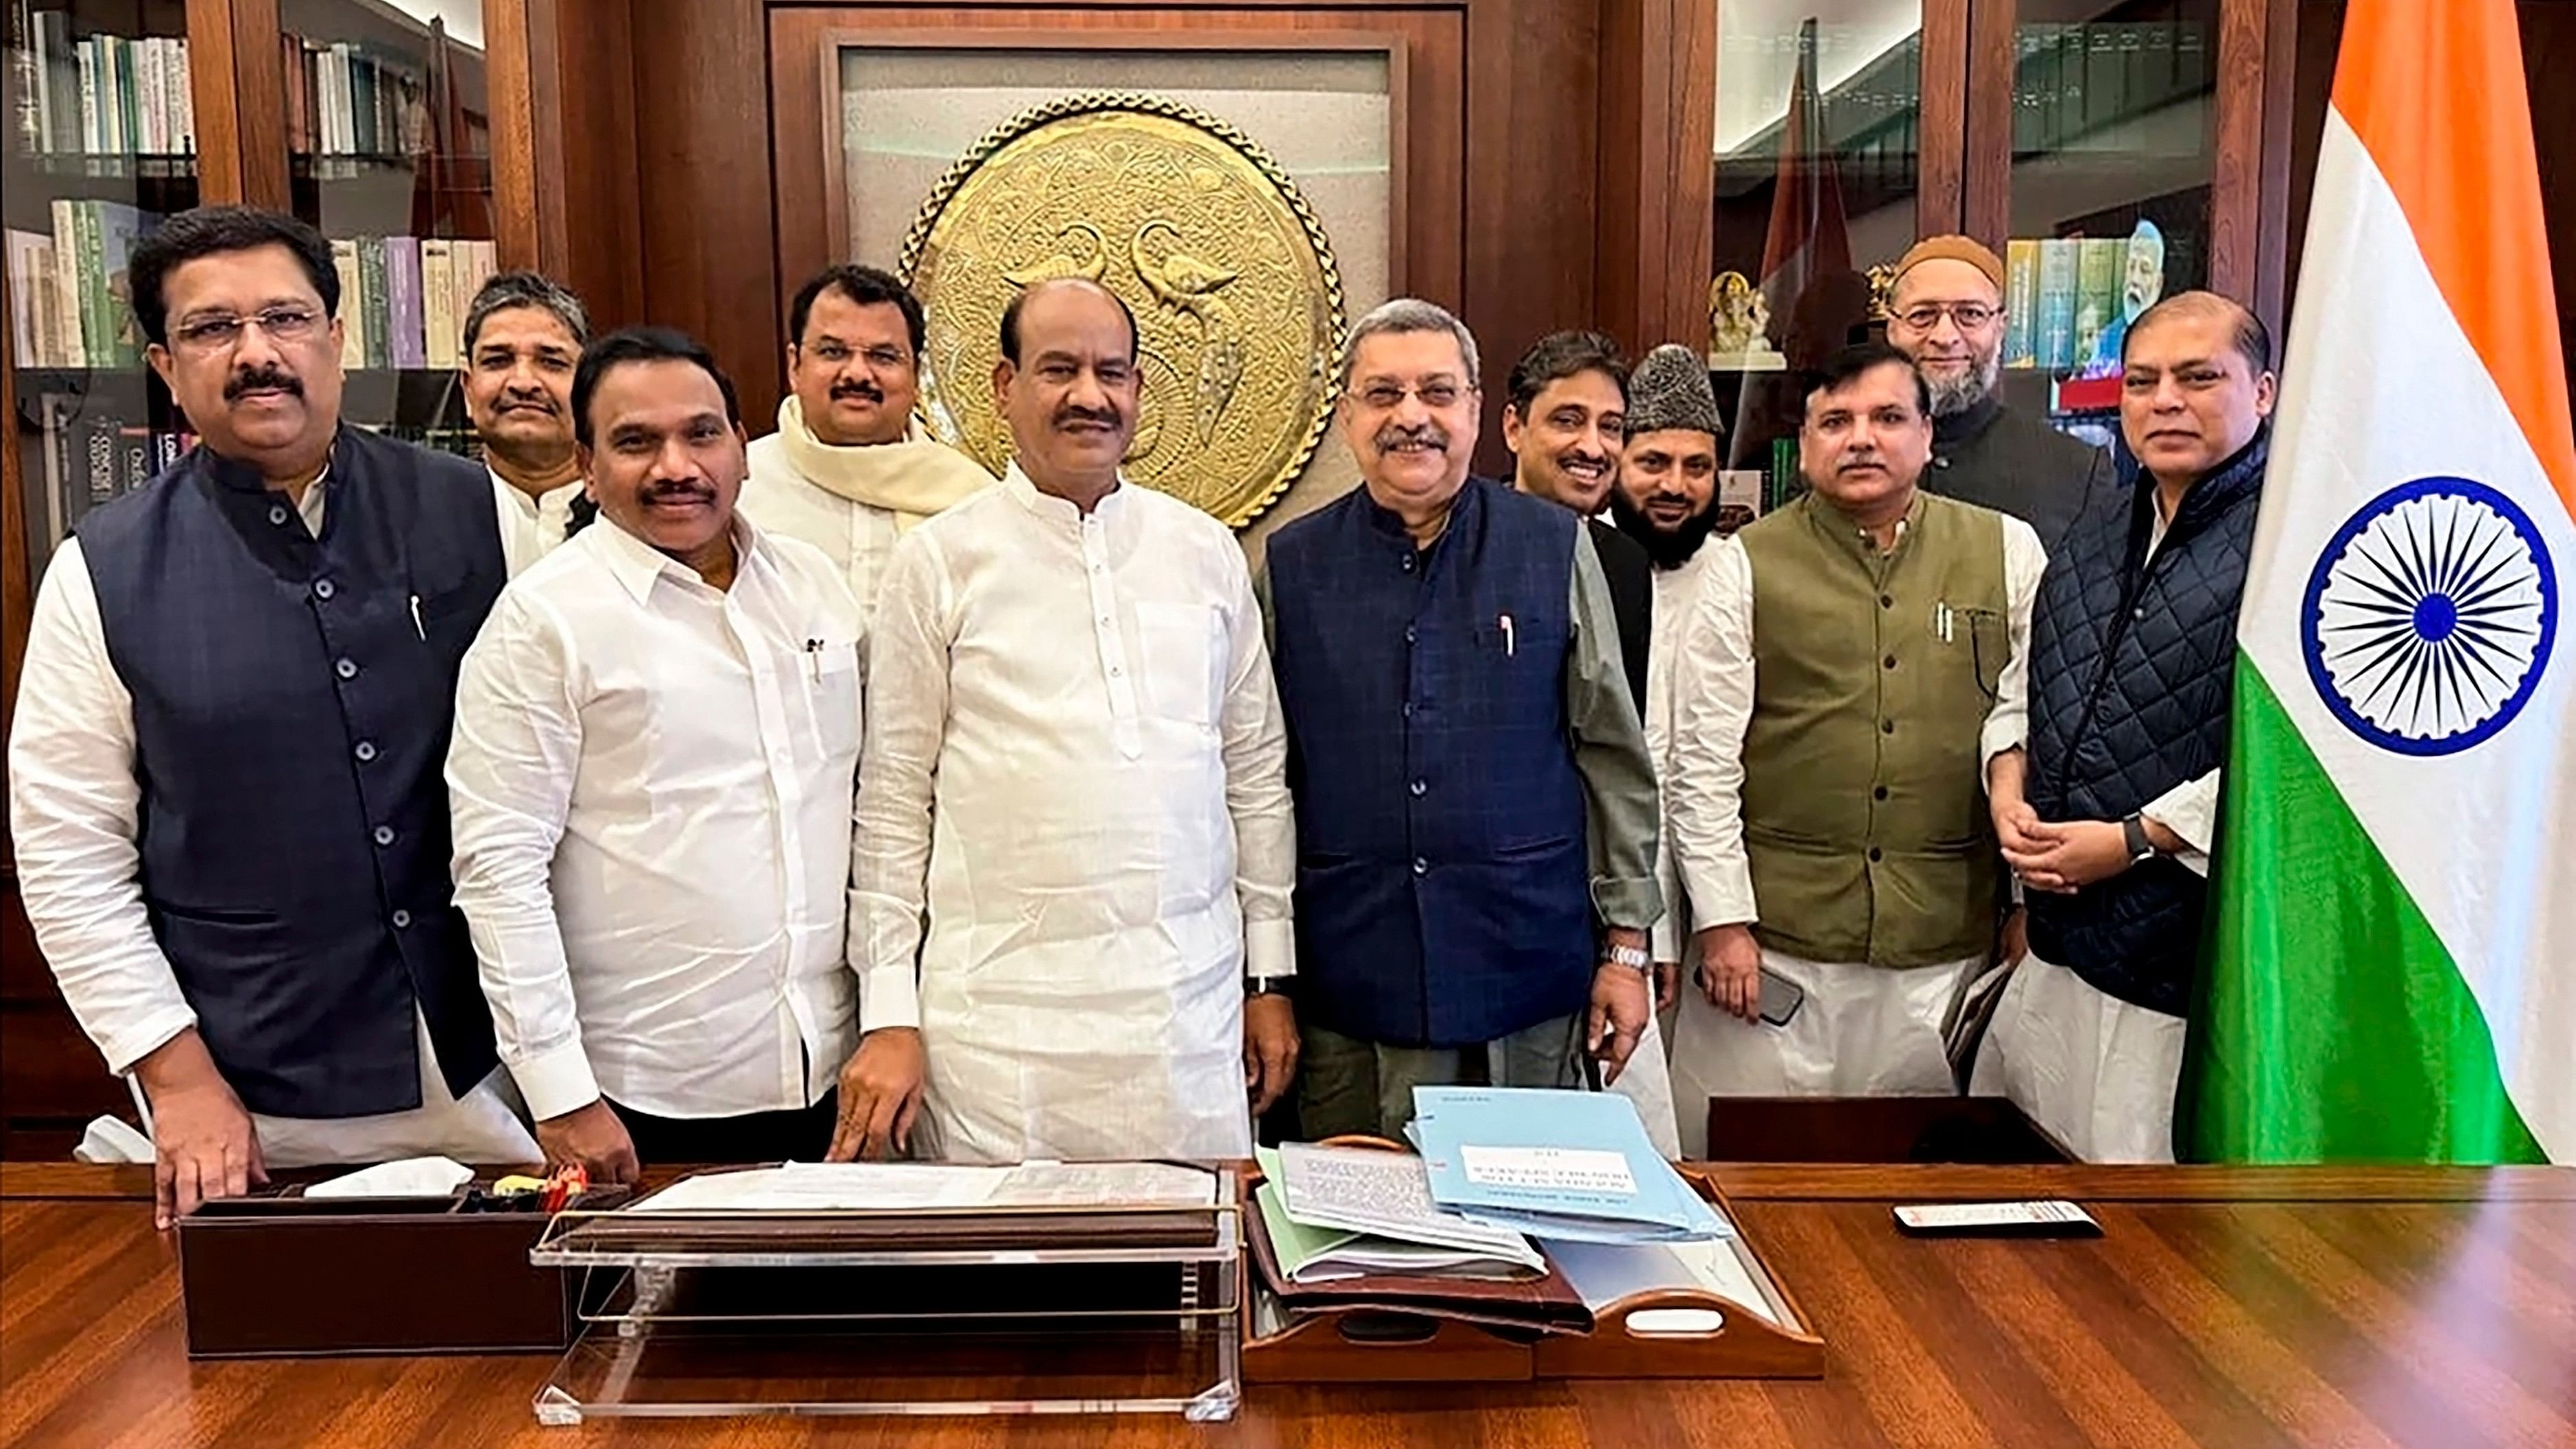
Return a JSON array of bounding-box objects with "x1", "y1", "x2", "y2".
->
[
  {"x1": 804, "y1": 342, "x2": 913, "y2": 371},
  {"x1": 1353, "y1": 380, "x2": 1470, "y2": 411},
  {"x1": 169, "y1": 306, "x2": 324, "y2": 352},
  {"x1": 1893, "y1": 302, "x2": 2000, "y2": 333}
]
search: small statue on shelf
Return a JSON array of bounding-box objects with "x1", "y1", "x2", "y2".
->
[{"x1": 1706, "y1": 271, "x2": 1784, "y2": 371}]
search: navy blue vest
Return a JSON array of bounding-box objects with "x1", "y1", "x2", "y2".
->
[
  {"x1": 75, "y1": 427, "x2": 506, "y2": 1117},
  {"x1": 1267, "y1": 478, "x2": 1597, "y2": 1046},
  {"x1": 2025, "y1": 434, "x2": 2267, "y2": 1015}
]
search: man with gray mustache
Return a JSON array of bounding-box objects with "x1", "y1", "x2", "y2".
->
[{"x1": 1263, "y1": 298, "x2": 1664, "y2": 1141}]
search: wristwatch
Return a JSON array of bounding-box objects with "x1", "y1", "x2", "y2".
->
[
  {"x1": 2120, "y1": 813, "x2": 2159, "y2": 863},
  {"x1": 1606, "y1": 942, "x2": 1651, "y2": 974},
  {"x1": 1245, "y1": 976, "x2": 1290, "y2": 997}
]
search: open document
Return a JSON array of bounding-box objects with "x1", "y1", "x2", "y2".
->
[{"x1": 1271, "y1": 1142, "x2": 1545, "y2": 1272}]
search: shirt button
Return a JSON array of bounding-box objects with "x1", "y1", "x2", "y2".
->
[
  {"x1": 390, "y1": 909, "x2": 413, "y2": 929},
  {"x1": 2133, "y1": 606, "x2": 2147, "y2": 620},
  {"x1": 335, "y1": 658, "x2": 358, "y2": 680},
  {"x1": 1401, "y1": 702, "x2": 1415, "y2": 719},
  {"x1": 1405, "y1": 625, "x2": 1418, "y2": 645},
  {"x1": 313, "y1": 578, "x2": 335, "y2": 600},
  {"x1": 1879, "y1": 594, "x2": 1895, "y2": 609},
  {"x1": 1409, "y1": 779, "x2": 1427, "y2": 797},
  {"x1": 1401, "y1": 555, "x2": 1416, "y2": 572},
  {"x1": 354, "y1": 741, "x2": 377, "y2": 763},
  {"x1": 372, "y1": 825, "x2": 395, "y2": 846},
  {"x1": 1868, "y1": 846, "x2": 1885, "y2": 863},
  {"x1": 1881, "y1": 719, "x2": 1896, "y2": 735},
  {"x1": 269, "y1": 505, "x2": 289, "y2": 526},
  {"x1": 1110, "y1": 665, "x2": 1123, "y2": 678},
  {"x1": 1883, "y1": 654, "x2": 1898, "y2": 670},
  {"x1": 1411, "y1": 857, "x2": 1428, "y2": 876}
]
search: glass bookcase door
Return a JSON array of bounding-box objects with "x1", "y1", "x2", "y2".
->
[
  {"x1": 272, "y1": 0, "x2": 489, "y2": 459},
  {"x1": 5, "y1": 0, "x2": 201, "y2": 587},
  {"x1": 1993, "y1": 0, "x2": 2219, "y2": 453},
  {"x1": 1709, "y1": 3, "x2": 1927, "y2": 520}
]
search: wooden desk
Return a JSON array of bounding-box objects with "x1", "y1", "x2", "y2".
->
[{"x1": 5, "y1": 1163, "x2": 2572, "y2": 1448}]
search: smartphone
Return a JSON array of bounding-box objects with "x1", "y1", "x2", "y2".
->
[{"x1": 1756, "y1": 968, "x2": 1805, "y2": 1027}]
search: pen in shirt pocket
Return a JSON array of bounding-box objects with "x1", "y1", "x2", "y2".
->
[
  {"x1": 409, "y1": 593, "x2": 425, "y2": 640},
  {"x1": 1499, "y1": 612, "x2": 1516, "y2": 658},
  {"x1": 804, "y1": 637, "x2": 824, "y2": 682}
]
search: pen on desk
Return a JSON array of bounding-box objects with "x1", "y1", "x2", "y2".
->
[
  {"x1": 1500, "y1": 612, "x2": 1515, "y2": 658},
  {"x1": 409, "y1": 593, "x2": 425, "y2": 640}
]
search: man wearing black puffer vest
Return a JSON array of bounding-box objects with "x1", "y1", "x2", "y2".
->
[{"x1": 1971, "y1": 292, "x2": 2277, "y2": 1163}]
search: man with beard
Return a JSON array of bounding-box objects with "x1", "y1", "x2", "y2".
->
[
  {"x1": 841, "y1": 278, "x2": 1298, "y2": 1163},
  {"x1": 10, "y1": 206, "x2": 537, "y2": 1226},
  {"x1": 741, "y1": 264, "x2": 995, "y2": 619},
  {"x1": 1606, "y1": 345, "x2": 1725, "y2": 1038},
  {"x1": 1974, "y1": 293, "x2": 2275, "y2": 1162},
  {"x1": 1887, "y1": 236, "x2": 2110, "y2": 552},
  {"x1": 1502, "y1": 330, "x2": 1653, "y2": 712},
  {"x1": 461, "y1": 271, "x2": 591, "y2": 555},
  {"x1": 1265, "y1": 298, "x2": 1662, "y2": 1141},
  {"x1": 449, "y1": 328, "x2": 869, "y2": 1179},
  {"x1": 1665, "y1": 344, "x2": 2043, "y2": 1157}
]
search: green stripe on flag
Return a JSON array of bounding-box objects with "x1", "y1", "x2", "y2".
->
[{"x1": 2180, "y1": 654, "x2": 2547, "y2": 1164}]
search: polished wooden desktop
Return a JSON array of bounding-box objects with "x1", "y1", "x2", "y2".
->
[{"x1": 3, "y1": 1162, "x2": 2571, "y2": 1448}]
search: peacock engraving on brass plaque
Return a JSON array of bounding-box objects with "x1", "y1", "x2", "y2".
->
[{"x1": 899, "y1": 93, "x2": 1346, "y2": 530}]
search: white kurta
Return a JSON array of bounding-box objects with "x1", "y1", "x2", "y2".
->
[
  {"x1": 740, "y1": 433, "x2": 907, "y2": 620},
  {"x1": 491, "y1": 470, "x2": 584, "y2": 562},
  {"x1": 1663, "y1": 513, "x2": 2046, "y2": 1159},
  {"x1": 854, "y1": 466, "x2": 1296, "y2": 1164},
  {"x1": 447, "y1": 516, "x2": 866, "y2": 1123}
]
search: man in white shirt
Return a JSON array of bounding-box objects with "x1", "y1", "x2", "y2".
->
[
  {"x1": 739, "y1": 264, "x2": 994, "y2": 617},
  {"x1": 1665, "y1": 344, "x2": 2043, "y2": 1158},
  {"x1": 10, "y1": 206, "x2": 536, "y2": 1228},
  {"x1": 842, "y1": 276, "x2": 1298, "y2": 1164},
  {"x1": 448, "y1": 328, "x2": 866, "y2": 1179},
  {"x1": 462, "y1": 270, "x2": 592, "y2": 556},
  {"x1": 1975, "y1": 293, "x2": 2275, "y2": 1162}
]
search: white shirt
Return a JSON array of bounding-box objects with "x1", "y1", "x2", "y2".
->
[
  {"x1": 1980, "y1": 485, "x2": 2218, "y2": 872},
  {"x1": 1644, "y1": 546, "x2": 1721, "y2": 964},
  {"x1": 1670, "y1": 510, "x2": 2048, "y2": 931},
  {"x1": 491, "y1": 469, "x2": 584, "y2": 562},
  {"x1": 853, "y1": 464, "x2": 1293, "y2": 1162},
  {"x1": 446, "y1": 514, "x2": 866, "y2": 1121},
  {"x1": 741, "y1": 433, "x2": 906, "y2": 621},
  {"x1": 9, "y1": 464, "x2": 539, "y2": 1165}
]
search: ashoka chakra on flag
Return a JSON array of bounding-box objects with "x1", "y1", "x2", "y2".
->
[{"x1": 2300, "y1": 476, "x2": 2557, "y2": 756}]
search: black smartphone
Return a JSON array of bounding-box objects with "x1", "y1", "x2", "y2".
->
[{"x1": 1756, "y1": 968, "x2": 1806, "y2": 1026}]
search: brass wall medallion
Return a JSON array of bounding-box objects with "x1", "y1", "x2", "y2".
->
[{"x1": 898, "y1": 93, "x2": 1346, "y2": 530}]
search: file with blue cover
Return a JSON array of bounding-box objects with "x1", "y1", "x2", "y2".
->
[{"x1": 1409, "y1": 1087, "x2": 1734, "y2": 1244}]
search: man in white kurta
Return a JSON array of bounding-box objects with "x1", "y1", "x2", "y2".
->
[
  {"x1": 461, "y1": 271, "x2": 593, "y2": 559},
  {"x1": 449, "y1": 329, "x2": 866, "y2": 1179},
  {"x1": 739, "y1": 265, "x2": 993, "y2": 618},
  {"x1": 1665, "y1": 346, "x2": 2043, "y2": 1159},
  {"x1": 842, "y1": 278, "x2": 1298, "y2": 1164}
]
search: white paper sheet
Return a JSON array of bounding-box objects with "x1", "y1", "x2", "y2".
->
[
  {"x1": 1544, "y1": 1236, "x2": 1780, "y2": 1326},
  {"x1": 630, "y1": 1160, "x2": 1218, "y2": 1214},
  {"x1": 304, "y1": 1155, "x2": 475, "y2": 1199},
  {"x1": 1274, "y1": 1143, "x2": 1543, "y2": 1269}
]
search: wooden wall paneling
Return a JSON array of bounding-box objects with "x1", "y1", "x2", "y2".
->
[
  {"x1": 1961, "y1": 0, "x2": 2015, "y2": 248},
  {"x1": 629, "y1": 0, "x2": 783, "y2": 424},
  {"x1": 213, "y1": 0, "x2": 291, "y2": 208},
  {"x1": 1915, "y1": 0, "x2": 1970, "y2": 240},
  {"x1": 489, "y1": 0, "x2": 645, "y2": 325},
  {"x1": 484, "y1": 0, "x2": 542, "y2": 269},
  {"x1": 1596, "y1": 0, "x2": 1717, "y2": 352},
  {"x1": 2209, "y1": 0, "x2": 2276, "y2": 305},
  {"x1": 2251, "y1": 0, "x2": 2300, "y2": 333}
]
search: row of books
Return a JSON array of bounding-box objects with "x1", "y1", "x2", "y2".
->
[
  {"x1": 330, "y1": 235, "x2": 500, "y2": 371},
  {"x1": 5, "y1": 14, "x2": 197, "y2": 157},
  {"x1": 2012, "y1": 21, "x2": 2210, "y2": 155},
  {"x1": 281, "y1": 32, "x2": 436, "y2": 160},
  {"x1": 7, "y1": 200, "x2": 154, "y2": 368},
  {"x1": 2004, "y1": 235, "x2": 2148, "y2": 374},
  {"x1": 23, "y1": 398, "x2": 478, "y2": 559}
]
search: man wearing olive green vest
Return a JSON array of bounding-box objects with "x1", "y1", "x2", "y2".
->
[{"x1": 1662, "y1": 344, "x2": 2044, "y2": 1158}]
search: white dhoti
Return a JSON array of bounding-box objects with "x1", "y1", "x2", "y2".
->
[
  {"x1": 1970, "y1": 953, "x2": 2186, "y2": 1163},
  {"x1": 1612, "y1": 1012, "x2": 1682, "y2": 1158},
  {"x1": 1667, "y1": 949, "x2": 1975, "y2": 1158}
]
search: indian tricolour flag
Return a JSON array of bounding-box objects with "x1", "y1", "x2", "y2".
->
[{"x1": 2182, "y1": 0, "x2": 2573, "y2": 1164}]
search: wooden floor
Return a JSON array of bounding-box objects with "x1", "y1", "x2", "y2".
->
[{"x1": 3, "y1": 1163, "x2": 2573, "y2": 1448}]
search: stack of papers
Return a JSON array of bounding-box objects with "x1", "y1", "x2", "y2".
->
[
  {"x1": 1409, "y1": 1087, "x2": 1734, "y2": 1243},
  {"x1": 1260, "y1": 1143, "x2": 1545, "y2": 1280},
  {"x1": 630, "y1": 1161, "x2": 1217, "y2": 1214}
]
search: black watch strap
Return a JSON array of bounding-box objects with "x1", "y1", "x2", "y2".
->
[{"x1": 2121, "y1": 813, "x2": 2156, "y2": 861}]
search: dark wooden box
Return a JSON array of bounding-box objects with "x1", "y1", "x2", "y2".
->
[
  {"x1": 177, "y1": 1186, "x2": 621, "y2": 1358},
  {"x1": 1703, "y1": 1096, "x2": 2076, "y2": 1164}
]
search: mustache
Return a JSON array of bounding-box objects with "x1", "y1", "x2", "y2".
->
[
  {"x1": 497, "y1": 390, "x2": 556, "y2": 413},
  {"x1": 641, "y1": 479, "x2": 716, "y2": 504},
  {"x1": 831, "y1": 381, "x2": 884, "y2": 403},
  {"x1": 1373, "y1": 422, "x2": 1450, "y2": 452},
  {"x1": 1053, "y1": 404, "x2": 1123, "y2": 429},
  {"x1": 1837, "y1": 453, "x2": 1886, "y2": 472},
  {"x1": 225, "y1": 366, "x2": 302, "y2": 401}
]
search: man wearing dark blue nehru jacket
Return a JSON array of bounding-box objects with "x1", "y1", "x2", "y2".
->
[
  {"x1": 1265, "y1": 298, "x2": 1664, "y2": 1140},
  {"x1": 8, "y1": 206, "x2": 538, "y2": 1227}
]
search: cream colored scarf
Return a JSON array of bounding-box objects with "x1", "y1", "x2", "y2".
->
[{"x1": 774, "y1": 394, "x2": 996, "y2": 530}]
